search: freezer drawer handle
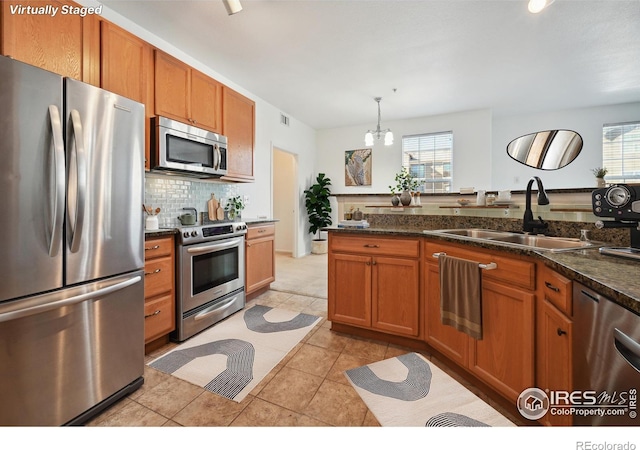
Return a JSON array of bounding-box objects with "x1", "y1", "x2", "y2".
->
[
  {"x1": 0, "y1": 275, "x2": 141, "y2": 324},
  {"x1": 48, "y1": 105, "x2": 65, "y2": 257},
  {"x1": 614, "y1": 328, "x2": 640, "y2": 372}
]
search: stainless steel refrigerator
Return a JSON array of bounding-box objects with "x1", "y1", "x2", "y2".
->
[{"x1": 0, "y1": 55, "x2": 145, "y2": 426}]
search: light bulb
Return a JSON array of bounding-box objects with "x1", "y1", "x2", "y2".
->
[
  {"x1": 528, "y1": 0, "x2": 553, "y2": 13},
  {"x1": 384, "y1": 131, "x2": 394, "y2": 146},
  {"x1": 364, "y1": 132, "x2": 374, "y2": 146}
]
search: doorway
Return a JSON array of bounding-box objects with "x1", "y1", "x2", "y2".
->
[{"x1": 273, "y1": 147, "x2": 298, "y2": 256}]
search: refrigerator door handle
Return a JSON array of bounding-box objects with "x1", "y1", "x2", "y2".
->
[
  {"x1": 48, "y1": 105, "x2": 65, "y2": 257},
  {"x1": 68, "y1": 109, "x2": 87, "y2": 253},
  {"x1": 0, "y1": 275, "x2": 142, "y2": 324}
]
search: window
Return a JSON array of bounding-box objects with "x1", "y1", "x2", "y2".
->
[
  {"x1": 402, "y1": 131, "x2": 453, "y2": 193},
  {"x1": 603, "y1": 121, "x2": 640, "y2": 183}
]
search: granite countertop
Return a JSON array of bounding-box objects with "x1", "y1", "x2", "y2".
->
[{"x1": 327, "y1": 226, "x2": 640, "y2": 314}]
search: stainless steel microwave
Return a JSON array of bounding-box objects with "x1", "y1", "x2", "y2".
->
[{"x1": 152, "y1": 116, "x2": 227, "y2": 178}]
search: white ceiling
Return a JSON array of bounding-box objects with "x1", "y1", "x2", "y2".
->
[{"x1": 99, "y1": 0, "x2": 640, "y2": 130}]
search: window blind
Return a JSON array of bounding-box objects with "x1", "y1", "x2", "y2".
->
[
  {"x1": 402, "y1": 131, "x2": 453, "y2": 193},
  {"x1": 603, "y1": 122, "x2": 640, "y2": 183}
]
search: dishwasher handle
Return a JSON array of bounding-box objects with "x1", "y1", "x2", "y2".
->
[{"x1": 614, "y1": 328, "x2": 640, "y2": 373}]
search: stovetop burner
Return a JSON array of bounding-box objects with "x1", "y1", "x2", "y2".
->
[{"x1": 173, "y1": 221, "x2": 247, "y2": 245}]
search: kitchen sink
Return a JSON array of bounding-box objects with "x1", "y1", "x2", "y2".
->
[{"x1": 423, "y1": 228, "x2": 605, "y2": 252}]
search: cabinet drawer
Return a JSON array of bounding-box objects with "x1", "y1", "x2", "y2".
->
[
  {"x1": 484, "y1": 253, "x2": 536, "y2": 291},
  {"x1": 144, "y1": 293, "x2": 174, "y2": 343},
  {"x1": 540, "y1": 265, "x2": 572, "y2": 316},
  {"x1": 144, "y1": 256, "x2": 173, "y2": 298},
  {"x1": 247, "y1": 223, "x2": 275, "y2": 240},
  {"x1": 145, "y1": 236, "x2": 174, "y2": 259},
  {"x1": 425, "y1": 241, "x2": 535, "y2": 290},
  {"x1": 331, "y1": 234, "x2": 420, "y2": 258}
]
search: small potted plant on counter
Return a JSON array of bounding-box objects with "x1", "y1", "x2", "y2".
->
[
  {"x1": 304, "y1": 173, "x2": 332, "y2": 254},
  {"x1": 592, "y1": 167, "x2": 608, "y2": 188},
  {"x1": 392, "y1": 167, "x2": 420, "y2": 206},
  {"x1": 224, "y1": 195, "x2": 245, "y2": 220}
]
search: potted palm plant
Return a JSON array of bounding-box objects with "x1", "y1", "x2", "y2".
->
[{"x1": 304, "y1": 173, "x2": 332, "y2": 254}]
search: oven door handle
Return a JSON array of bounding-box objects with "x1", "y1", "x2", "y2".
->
[
  {"x1": 186, "y1": 238, "x2": 243, "y2": 254},
  {"x1": 194, "y1": 295, "x2": 240, "y2": 321},
  {"x1": 614, "y1": 328, "x2": 640, "y2": 372}
]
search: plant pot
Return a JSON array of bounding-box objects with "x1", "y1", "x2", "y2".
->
[
  {"x1": 596, "y1": 177, "x2": 606, "y2": 188},
  {"x1": 391, "y1": 195, "x2": 400, "y2": 207},
  {"x1": 311, "y1": 239, "x2": 328, "y2": 255},
  {"x1": 400, "y1": 190, "x2": 412, "y2": 206}
]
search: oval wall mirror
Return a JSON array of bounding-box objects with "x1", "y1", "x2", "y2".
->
[{"x1": 507, "y1": 129, "x2": 583, "y2": 170}]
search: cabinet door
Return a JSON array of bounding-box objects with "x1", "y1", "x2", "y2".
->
[
  {"x1": 222, "y1": 86, "x2": 255, "y2": 180},
  {"x1": 246, "y1": 235, "x2": 275, "y2": 294},
  {"x1": 190, "y1": 69, "x2": 222, "y2": 132},
  {"x1": 469, "y1": 279, "x2": 535, "y2": 402},
  {"x1": 372, "y1": 256, "x2": 420, "y2": 337},
  {"x1": 537, "y1": 299, "x2": 573, "y2": 426},
  {"x1": 101, "y1": 21, "x2": 153, "y2": 169},
  {"x1": 424, "y1": 263, "x2": 470, "y2": 366},
  {"x1": 1, "y1": 0, "x2": 98, "y2": 82},
  {"x1": 328, "y1": 253, "x2": 371, "y2": 327},
  {"x1": 154, "y1": 50, "x2": 190, "y2": 121}
]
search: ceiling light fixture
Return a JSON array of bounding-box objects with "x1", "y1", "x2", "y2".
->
[
  {"x1": 528, "y1": 0, "x2": 555, "y2": 14},
  {"x1": 223, "y1": 0, "x2": 242, "y2": 15},
  {"x1": 364, "y1": 97, "x2": 393, "y2": 146}
]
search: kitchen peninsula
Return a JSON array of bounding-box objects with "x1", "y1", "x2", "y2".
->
[{"x1": 327, "y1": 213, "x2": 640, "y2": 426}]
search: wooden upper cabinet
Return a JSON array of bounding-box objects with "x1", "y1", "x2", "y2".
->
[
  {"x1": 101, "y1": 21, "x2": 153, "y2": 169},
  {"x1": 222, "y1": 86, "x2": 255, "y2": 181},
  {"x1": 1, "y1": 0, "x2": 99, "y2": 84},
  {"x1": 191, "y1": 69, "x2": 222, "y2": 132},
  {"x1": 101, "y1": 21, "x2": 151, "y2": 105},
  {"x1": 154, "y1": 50, "x2": 222, "y2": 133}
]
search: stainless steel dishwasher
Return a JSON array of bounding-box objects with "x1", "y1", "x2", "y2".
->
[{"x1": 573, "y1": 282, "x2": 640, "y2": 426}]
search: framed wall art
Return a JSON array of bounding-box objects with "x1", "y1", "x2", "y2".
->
[{"x1": 345, "y1": 148, "x2": 372, "y2": 186}]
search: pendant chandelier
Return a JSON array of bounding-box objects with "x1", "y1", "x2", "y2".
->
[{"x1": 364, "y1": 97, "x2": 393, "y2": 146}]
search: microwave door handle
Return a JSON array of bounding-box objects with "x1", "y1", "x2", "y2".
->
[
  {"x1": 48, "y1": 105, "x2": 65, "y2": 257},
  {"x1": 214, "y1": 144, "x2": 220, "y2": 171},
  {"x1": 68, "y1": 109, "x2": 87, "y2": 253}
]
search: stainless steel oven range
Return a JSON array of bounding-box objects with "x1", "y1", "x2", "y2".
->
[{"x1": 173, "y1": 221, "x2": 248, "y2": 341}]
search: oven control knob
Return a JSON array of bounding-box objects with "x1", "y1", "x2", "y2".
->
[
  {"x1": 191, "y1": 231, "x2": 198, "y2": 237},
  {"x1": 183, "y1": 232, "x2": 190, "y2": 238}
]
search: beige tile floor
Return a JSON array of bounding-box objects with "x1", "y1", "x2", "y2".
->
[{"x1": 87, "y1": 251, "x2": 522, "y2": 427}]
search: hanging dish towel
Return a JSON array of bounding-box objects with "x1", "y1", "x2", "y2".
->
[{"x1": 439, "y1": 254, "x2": 483, "y2": 340}]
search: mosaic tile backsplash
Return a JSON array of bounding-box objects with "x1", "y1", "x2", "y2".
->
[{"x1": 144, "y1": 173, "x2": 240, "y2": 227}]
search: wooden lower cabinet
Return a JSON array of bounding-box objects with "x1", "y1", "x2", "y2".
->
[
  {"x1": 144, "y1": 235, "x2": 176, "y2": 352},
  {"x1": 537, "y1": 266, "x2": 573, "y2": 426},
  {"x1": 245, "y1": 223, "x2": 276, "y2": 297},
  {"x1": 328, "y1": 234, "x2": 420, "y2": 338},
  {"x1": 424, "y1": 240, "x2": 535, "y2": 404}
]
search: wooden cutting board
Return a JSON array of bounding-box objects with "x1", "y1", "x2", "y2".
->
[
  {"x1": 208, "y1": 194, "x2": 219, "y2": 221},
  {"x1": 216, "y1": 205, "x2": 224, "y2": 220}
]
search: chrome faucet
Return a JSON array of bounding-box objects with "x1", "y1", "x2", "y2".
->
[{"x1": 523, "y1": 176, "x2": 549, "y2": 233}]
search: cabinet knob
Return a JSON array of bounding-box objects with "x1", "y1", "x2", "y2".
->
[
  {"x1": 372, "y1": 260, "x2": 377, "y2": 265},
  {"x1": 557, "y1": 328, "x2": 567, "y2": 336}
]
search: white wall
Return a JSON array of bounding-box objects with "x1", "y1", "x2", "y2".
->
[
  {"x1": 92, "y1": 1, "x2": 319, "y2": 257},
  {"x1": 316, "y1": 109, "x2": 493, "y2": 194},
  {"x1": 492, "y1": 102, "x2": 640, "y2": 190}
]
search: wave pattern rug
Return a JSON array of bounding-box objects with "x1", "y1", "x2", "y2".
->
[
  {"x1": 345, "y1": 352, "x2": 515, "y2": 427},
  {"x1": 148, "y1": 305, "x2": 320, "y2": 402}
]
